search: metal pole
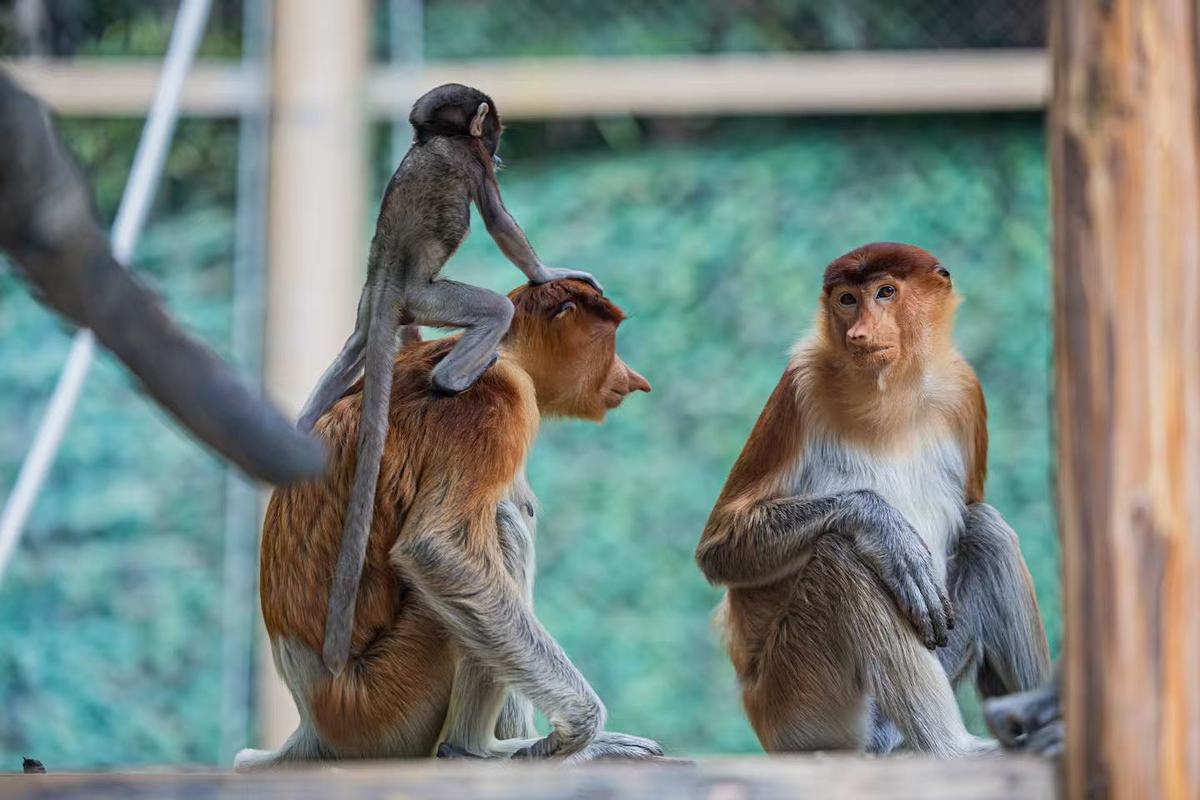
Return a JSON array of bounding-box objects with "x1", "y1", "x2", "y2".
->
[
  {"x1": 217, "y1": 0, "x2": 270, "y2": 765},
  {"x1": 0, "y1": 0, "x2": 213, "y2": 585}
]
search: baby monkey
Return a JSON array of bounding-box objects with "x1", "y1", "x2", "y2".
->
[{"x1": 302, "y1": 83, "x2": 598, "y2": 675}]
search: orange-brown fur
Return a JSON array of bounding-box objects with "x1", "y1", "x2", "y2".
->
[{"x1": 259, "y1": 280, "x2": 646, "y2": 756}]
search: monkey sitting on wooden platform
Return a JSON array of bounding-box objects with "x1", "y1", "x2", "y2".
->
[
  {"x1": 299, "y1": 84, "x2": 601, "y2": 678},
  {"x1": 236, "y1": 280, "x2": 659, "y2": 769},
  {"x1": 697, "y1": 243, "x2": 1051, "y2": 756}
]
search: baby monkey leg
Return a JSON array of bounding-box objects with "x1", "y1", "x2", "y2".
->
[{"x1": 409, "y1": 279, "x2": 514, "y2": 395}]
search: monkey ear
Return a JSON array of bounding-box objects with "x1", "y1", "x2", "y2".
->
[
  {"x1": 551, "y1": 301, "x2": 577, "y2": 321},
  {"x1": 469, "y1": 102, "x2": 490, "y2": 137}
]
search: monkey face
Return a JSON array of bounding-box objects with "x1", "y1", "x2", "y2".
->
[
  {"x1": 826, "y1": 277, "x2": 906, "y2": 369},
  {"x1": 820, "y1": 242, "x2": 956, "y2": 374},
  {"x1": 506, "y1": 281, "x2": 650, "y2": 421}
]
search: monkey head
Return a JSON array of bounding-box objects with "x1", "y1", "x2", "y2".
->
[
  {"x1": 505, "y1": 280, "x2": 650, "y2": 421},
  {"x1": 409, "y1": 83, "x2": 503, "y2": 158},
  {"x1": 819, "y1": 242, "x2": 957, "y2": 373}
]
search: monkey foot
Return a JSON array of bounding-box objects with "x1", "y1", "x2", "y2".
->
[
  {"x1": 430, "y1": 352, "x2": 500, "y2": 396},
  {"x1": 436, "y1": 742, "x2": 489, "y2": 760},
  {"x1": 569, "y1": 731, "x2": 666, "y2": 763},
  {"x1": 983, "y1": 679, "x2": 1063, "y2": 757}
]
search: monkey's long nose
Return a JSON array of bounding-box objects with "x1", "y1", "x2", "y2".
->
[{"x1": 626, "y1": 365, "x2": 651, "y2": 393}]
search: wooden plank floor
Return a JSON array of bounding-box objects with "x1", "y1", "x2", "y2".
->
[{"x1": 0, "y1": 755, "x2": 1057, "y2": 799}]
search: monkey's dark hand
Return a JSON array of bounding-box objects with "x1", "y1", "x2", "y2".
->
[
  {"x1": 531, "y1": 267, "x2": 603, "y2": 294},
  {"x1": 984, "y1": 671, "x2": 1062, "y2": 757},
  {"x1": 840, "y1": 489, "x2": 954, "y2": 650},
  {"x1": 436, "y1": 742, "x2": 489, "y2": 760}
]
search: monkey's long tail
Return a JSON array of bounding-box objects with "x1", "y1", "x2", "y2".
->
[
  {"x1": 322, "y1": 280, "x2": 402, "y2": 675},
  {"x1": 0, "y1": 71, "x2": 325, "y2": 485}
]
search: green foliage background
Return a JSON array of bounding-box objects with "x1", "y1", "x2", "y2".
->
[{"x1": 0, "y1": 1, "x2": 1056, "y2": 769}]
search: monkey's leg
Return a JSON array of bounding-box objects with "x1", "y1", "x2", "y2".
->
[
  {"x1": 297, "y1": 289, "x2": 371, "y2": 432},
  {"x1": 396, "y1": 530, "x2": 606, "y2": 760},
  {"x1": 937, "y1": 504, "x2": 1051, "y2": 696},
  {"x1": 409, "y1": 279, "x2": 514, "y2": 395},
  {"x1": 436, "y1": 501, "x2": 537, "y2": 756},
  {"x1": 752, "y1": 535, "x2": 992, "y2": 756}
]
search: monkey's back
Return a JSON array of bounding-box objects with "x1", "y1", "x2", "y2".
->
[
  {"x1": 369, "y1": 140, "x2": 480, "y2": 278},
  {"x1": 260, "y1": 337, "x2": 538, "y2": 657}
]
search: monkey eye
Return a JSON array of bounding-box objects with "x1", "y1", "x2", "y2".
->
[
  {"x1": 876, "y1": 285, "x2": 896, "y2": 300},
  {"x1": 838, "y1": 292, "x2": 857, "y2": 307},
  {"x1": 937, "y1": 267, "x2": 951, "y2": 279}
]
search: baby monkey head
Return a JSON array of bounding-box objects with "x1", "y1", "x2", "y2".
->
[
  {"x1": 820, "y1": 242, "x2": 958, "y2": 374},
  {"x1": 505, "y1": 280, "x2": 651, "y2": 421},
  {"x1": 409, "y1": 83, "x2": 503, "y2": 158}
]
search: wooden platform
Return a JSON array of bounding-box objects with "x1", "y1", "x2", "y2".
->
[{"x1": 0, "y1": 755, "x2": 1057, "y2": 799}]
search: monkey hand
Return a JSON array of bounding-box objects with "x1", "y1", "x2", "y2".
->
[
  {"x1": 531, "y1": 267, "x2": 604, "y2": 294},
  {"x1": 842, "y1": 490, "x2": 954, "y2": 649}
]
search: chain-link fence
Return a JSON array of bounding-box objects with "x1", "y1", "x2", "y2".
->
[{"x1": 2, "y1": 0, "x2": 1045, "y2": 58}]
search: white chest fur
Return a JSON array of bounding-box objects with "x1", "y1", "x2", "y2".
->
[{"x1": 791, "y1": 434, "x2": 967, "y2": 577}]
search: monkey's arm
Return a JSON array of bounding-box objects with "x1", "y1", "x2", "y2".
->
[
  {"x1": 0, "y1": 71, "x2": 324, "y2": 484},
  {"x1": 699, "y1": 490, "x2": 951, "y2": 649},
  {"x1": 695, "y1": 370, "x2": 952, "y2": 649},
  {"x1": 396, "y1": 524, "x2": 605, "y2": 760},
  {"x1": 476, "y1": 174, "x2": 602, "y2": 292}
]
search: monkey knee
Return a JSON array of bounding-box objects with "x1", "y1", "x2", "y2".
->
[{"x1": 489, "y1": 294, "x2": 515, "y2": 329}]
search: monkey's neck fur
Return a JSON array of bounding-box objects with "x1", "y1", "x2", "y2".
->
[{"x1": 796, "y1": 322, "x2": 965, "y2": 451}]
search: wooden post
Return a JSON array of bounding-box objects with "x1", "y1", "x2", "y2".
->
[
  {"x1": 259, "y1": 0, "x2": 369, "y2": 749},
  {"x1": 1050, "y1": 0, "x2": 1200, "y2": 797}
]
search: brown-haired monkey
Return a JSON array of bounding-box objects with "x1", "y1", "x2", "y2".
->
[
  {"x1": 697, "y1": 242, "x2": 1050, "y2": 755},
  {"x1": 236, "y1": 280, "x2": 659, "y2": 768},
  {"x1": 299, "y1": 84, "x2": 599, "y2": 676}
]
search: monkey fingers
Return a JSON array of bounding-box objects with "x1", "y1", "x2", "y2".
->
[
  {"x1": 435, "y1": 743, "x2": 489, "y2": 760},
  {"x1": 874, "y1": 539, "x2": 952, "y2": 650},
  {"x1": 533, "y1": 268, "x2": 604, "y2": 295}
]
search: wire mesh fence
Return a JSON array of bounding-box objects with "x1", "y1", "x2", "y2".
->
[{"x1": 1, "y1": 0, "x2": 1046, "y2": 59}]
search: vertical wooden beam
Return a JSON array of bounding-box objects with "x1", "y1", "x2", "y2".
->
[
  {"x1": 259, "y1": 0, "x2": 369, "y2": 749},
  {"x1": 1051, "y1": 0, "x2": 1200, "y2": 797}
]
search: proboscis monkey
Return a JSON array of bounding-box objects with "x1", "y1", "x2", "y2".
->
[
  {"x1": 697, "y1": 242, "x2": 1050, "y2": 755},
  {"x1": 236, "y1": 280, "x2": 662, "y2": 769}
]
